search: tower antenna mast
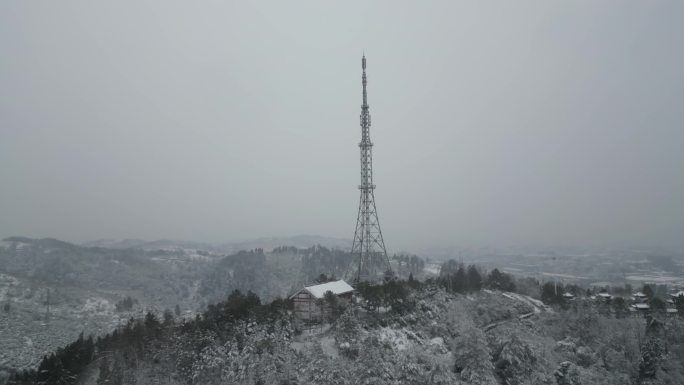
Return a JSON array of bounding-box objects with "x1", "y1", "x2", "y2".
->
[{"x1": 348, "y1": 55, "x2": 393, "y2": 284}]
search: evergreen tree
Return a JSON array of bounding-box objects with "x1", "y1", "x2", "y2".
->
[
  {"x1": 643, "y1": 285, "x2": 654, "y2": 300},
  {"x1": 453, "y1": 266, "x2": 467, "y2": 293},
  {"x1": 612, "y1": 296, "x2": 627, "y2": 318},
  {"x1": 315, "y1": 273, "x2": 329, "y2": 283},
  {"x1": 674, "y1": 295, "x2": 684, "y2": 318},
  {"x1": 485, "y1": 268, "x2": 516, "y2": 292},
  {"x1": 163, "y1": 308, "x2": 174, "y2": 325},
  {"x1": 650, "y1": 297, "x2": 666, "y2": 314},
  {"x1": 466, "y1": 265, "x2": 482, "y2": 292},
  {"x1": 639, "y1": 338, "x2": 663, "y2": 380},
  {"x1": 323, "y1": 290, "x2": 343, "y2": 322}
]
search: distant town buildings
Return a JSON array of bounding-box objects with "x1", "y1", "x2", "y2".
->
[{"x1": 554, "y1": 283, "x2": 680, "y2": 316}]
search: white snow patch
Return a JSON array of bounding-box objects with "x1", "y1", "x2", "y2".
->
[
  {"x1": 423, "y1": 264, "x2": 441, "y2": 275},
  {"x1": 377, "y1": 327, "x2": 421, "y2": 352},
  {"x1": 0, "y1": 273, "x2": 19, "y2": 285},
  {"x1": 501, "y1": 291, "x2": 552, "y2": 313},
  {"x1": 290, "y1": 341, "x2": 306, "y2": 353},
  {"x1": 428, "y1": 337, "x2": 449, "y2": 354},
  {"x1": 0, "y1": 273, "x2": 20, "y2": 302},
  {"x1": 83, "y1": 297, "x2": 115, "y2": 315},
  {"x1": 319, "y1": 336, "x2": 339, "y2": 359}
]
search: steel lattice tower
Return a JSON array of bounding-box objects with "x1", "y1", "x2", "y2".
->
[{"x1": 348, "y1": 55, "x2": 393, "y2": 284}]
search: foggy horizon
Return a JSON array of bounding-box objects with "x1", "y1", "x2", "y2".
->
[{"x1": 2, "y1": 1, "x2": 683, "y2": 253}]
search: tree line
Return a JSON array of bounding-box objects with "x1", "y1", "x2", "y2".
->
[
  {"x1": 437, "y1": 261, "x2": 516, "y2": 294},
  {"x1": 6, "y1": 289, "x2": 293, "y2": 385}
]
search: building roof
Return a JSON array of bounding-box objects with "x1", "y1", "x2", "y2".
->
[
  {"x1": 670, "y1": 291, "x2": 684, "y2": 298},
  {"x1": 666, "y1": 308, "x2": 678, "y2": 314},
  {"x1": 634, "y1": 292, "x2": 647, "y2": 297},
  {"x1": 632, "y1": 303, "x2": 650, "y2": 310},
  {"x1": 598, "y1": 293, "x2": 612, "y2": 298},
  {"x1": 291, "y1": 280, "x2": 355, "y2": 299}
]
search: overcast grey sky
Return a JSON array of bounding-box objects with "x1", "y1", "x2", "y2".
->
[{"x1": 1, "y1": 1, "x2": 683, "y2": 252}]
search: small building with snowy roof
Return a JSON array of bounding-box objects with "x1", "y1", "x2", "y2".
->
[
  {"x1": 670, "y1": 291, "x2": 684, "y2": 299},
  {"x1": 290, "y1": 280, "x2": 354, "y2": 324},
  {"x1": 631, "y1": 303, "x2": 650, "y2": 312},
  {"x1": 597, "y1": 292, "x2": 613, "y2": 301}
]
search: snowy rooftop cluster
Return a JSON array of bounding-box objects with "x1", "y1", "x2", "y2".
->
[{"x1": 300, "y1": 280, "x2": 354, "y2": 299}]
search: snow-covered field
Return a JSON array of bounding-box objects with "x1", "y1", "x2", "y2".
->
[{"x1": 626, "y1": 274, "x2": 684, "y2": 284}]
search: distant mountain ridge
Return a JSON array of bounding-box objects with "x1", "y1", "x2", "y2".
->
[
  {"x1": 81, "y1": 235, "x2": 352, "y2": 253},
  {"x1": 81, "y1": 238, "x2": 217, "y2": 252},
  {"x1": 219, "y1": 234, "x2": 351, "y2": 253}
]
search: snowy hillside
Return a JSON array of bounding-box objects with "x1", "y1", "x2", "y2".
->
[{"x1": 7, "y1": 280, "x2": 684, "y2": 385}]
